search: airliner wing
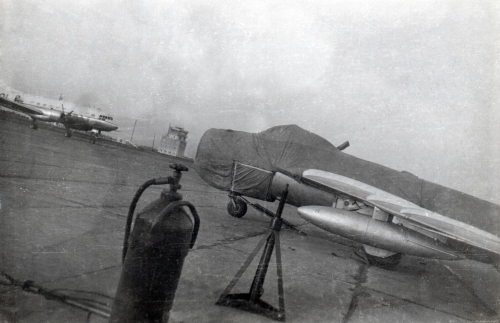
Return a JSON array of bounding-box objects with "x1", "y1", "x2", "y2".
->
[
  {"x1": 302, "y1": 169, "x2": 500, "y2": 255},
  {"x1": 0, "y1": 96, "x2": 44, "y2": 116}
]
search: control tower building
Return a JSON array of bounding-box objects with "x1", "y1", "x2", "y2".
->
[{"x1": 158, "y1": 125, "x2": 188, "y2": 157}]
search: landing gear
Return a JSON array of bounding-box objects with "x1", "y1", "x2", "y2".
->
[
  {"x1": 90, "y1": 130, "x2": 100, "y2": 144},
  {"x1": 63, "y1": 124, "x2": 72, "y2": 138},
  {"x1": 29, "y1": 121, "x2": 38, "y2": 130},
  {"x1": 365, "y1": 253, "x2": 404, "y2": 270},
  {"x1": 227, "y1": 198, "x2": 247, "y2": 218}
]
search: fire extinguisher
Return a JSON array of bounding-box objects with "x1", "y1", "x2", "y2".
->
[{"x1": 109, "y1": 163, "x2": 200, "y2": 323}]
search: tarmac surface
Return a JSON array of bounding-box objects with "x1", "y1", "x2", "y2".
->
[{"x1": 0, "y1": 111, "x2": 499, "y2": 323}]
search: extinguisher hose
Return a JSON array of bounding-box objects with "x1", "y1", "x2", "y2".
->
[
  {"x1": 122, "y1": 177, "x2": 172, "y2": 263},
  {"x1": 152, "y1": 200, "x2": 201, "y2": 249}
]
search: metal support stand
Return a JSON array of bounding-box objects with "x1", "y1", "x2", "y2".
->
[{"x1": 216, "y1": 186, "x2": 289, "y2": 321}]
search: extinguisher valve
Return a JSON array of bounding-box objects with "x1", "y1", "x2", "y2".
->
[
  {"x1": 153, "y1": 177, "x2": 172, "y2": 185},
  {"x1": 166, "y1": 164, "x2": 189, "y2": 192},
  {"x1": 170, "y1": 163, "x2": 189, "y2": 172}
]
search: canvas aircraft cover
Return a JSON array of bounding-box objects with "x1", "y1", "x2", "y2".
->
[
  {"x1": 194, "y1": 124, "x2": 500, "y2": 239},
  {"x1": 194, "y1": 125, "x2": 340, "y2": 200}
]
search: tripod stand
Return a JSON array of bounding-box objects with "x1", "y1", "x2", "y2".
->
[{"x1": 216, "y1": 186, "x2": 289, "y2": 321}]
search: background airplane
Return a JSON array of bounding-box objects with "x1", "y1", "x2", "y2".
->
[
  {"x1": 0, "y1": 87, "x2": 117, "y2": 144},
  {"x1": 194, "y1": 125, "x2": 500, "y2": 270}
]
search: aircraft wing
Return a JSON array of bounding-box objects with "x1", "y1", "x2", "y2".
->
[
  {"x1": 0, "y1": 96, "x2": 44, "y2": 116},
  {"x1": 302, "y1": 169, "x2": 500, "y2": 255}
]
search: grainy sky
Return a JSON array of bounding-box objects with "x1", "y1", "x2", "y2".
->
[{"x1": 0, "y1": 0, "x2": 499, "y2": 203}]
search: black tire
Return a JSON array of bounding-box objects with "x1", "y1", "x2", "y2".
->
[
  {"x1": 366, "y1": 253, "x2": 404, "y2": 270},
  {"x1": 90, "y1": 139, "x2": 96, "y2": 144},
  {"x1": 30, "y1": 124, "x2": 38, "y2": 130},
  {"x1": 65, "y1": 132, "x2": 71, "y2": 138},
  {"x1": 227, "y1": 199, "x2": 247, "y2": 218}
]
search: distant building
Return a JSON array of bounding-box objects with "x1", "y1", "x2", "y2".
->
[
  {"x1": 125, "y1": 140, "x2": 137, "y2": 148},
  {"x1": 158, "y1": 125, "x2": 188, "y2": 157}
]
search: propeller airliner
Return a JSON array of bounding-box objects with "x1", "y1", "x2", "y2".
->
[{"x1": 0, "y1": 87, "x2": 117, "y2": 144}]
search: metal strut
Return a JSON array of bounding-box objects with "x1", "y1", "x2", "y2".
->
[
  {"x1": 231, "y1": 194, "x2": 306, "y2": 236},
  {"x1": 216, "y1": 186, "x2": 289, "y2": 321}
]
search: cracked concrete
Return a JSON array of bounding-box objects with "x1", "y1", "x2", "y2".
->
[
  {"x1": 1, "y1": 113, "x2": 499, "y2": 323},
  {"x1": 342, "y1": 263, "x2": 369, "y2": 323}
]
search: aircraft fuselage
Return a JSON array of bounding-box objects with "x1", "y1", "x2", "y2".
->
[{"x1": 0, "y1": 89, "x2": 118, "y2": 136}]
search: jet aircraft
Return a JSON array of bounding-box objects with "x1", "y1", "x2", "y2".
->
[
  {"x1": 194, "y1": 125, "x2": 500, "y2": 269},
  {"x1": 0, "y1": 87, "x2": 118, "y2": 143}
]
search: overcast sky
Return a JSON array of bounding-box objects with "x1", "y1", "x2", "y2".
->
[{"x1": 1, "y1": 0, "x2": 499, "y2": 203}]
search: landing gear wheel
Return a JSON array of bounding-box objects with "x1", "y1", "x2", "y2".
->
[
  {"x1": 227, "y1": 198, "x2": 247, "y2": 218},
  {"x1": 30, "y1": 124, "x2": 38, "y2": 130},
  {"x1": 90, "y1": 138, "x2": 96, "y2": 144},
  {"x1": 64, "y1": 132, "x2": 72, "y2": 138},
  {"x1": 366, "y1": 253, "x2": 404, "y2": 270}
]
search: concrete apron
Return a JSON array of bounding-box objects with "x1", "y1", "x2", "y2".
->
[{"x1": 0, "y1": 114, "x2": 499, "y2": 323}]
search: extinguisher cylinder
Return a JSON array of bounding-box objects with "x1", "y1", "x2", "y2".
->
[{"x1": 110, "y1": 206, "x2": 194, "y2": 323}]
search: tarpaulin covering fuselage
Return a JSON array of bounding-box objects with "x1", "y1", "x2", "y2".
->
[{"x1": 194, "y1": 125, "x2": 500, "y2": 238}]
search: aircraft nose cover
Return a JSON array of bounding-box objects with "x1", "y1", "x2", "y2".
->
[{"x1": 194, "y1": 125, "x2": 338, "y2": 200}]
